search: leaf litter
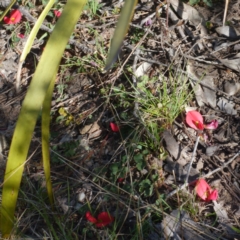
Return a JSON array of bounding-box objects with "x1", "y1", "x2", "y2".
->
[{"x1": 0, "y1": 0, "x2": 240, "y2": 238}]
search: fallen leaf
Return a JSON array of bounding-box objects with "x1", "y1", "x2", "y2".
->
[
  {"x1": 161, "y1": 209, "x2": 212, "y2": 239},
  {"x1": 213, "y1": 201, "x2": 229, "y2": 220},
  {"x1": 220, "y1": 53, "x2": 240, "y2": 72},
  {"x1": 205, "y1": 145, "x2": 219, "y2": 156},
  {"x1": 169, "y1": 0, "x2": 207, "y2": 37},
  {"x1": 216, "y1": 26, "x2": 240, "y2": 39},
  {"x1": 164, "y1": 157, "x2": 199, "y2": 182},
  {"x1": 217, "y1": 98, "x2": 237, "y2": 115},
  {"x1": 162, "y1": 130, "x2": 180, "y2": 159},
  {"x1": 135, "y1": 62, "x2": 152, "y2": 78},
  {"x1": 187, "y1": 62, "x2": 216, "y2": 108},
  {"x1": 80, "y1": 122, "x2": 100, "y2": 135},
  {"x1": 201, "y1": 76, "x2": 216, "y2": 108}
]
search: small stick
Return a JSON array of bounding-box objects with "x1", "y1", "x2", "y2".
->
[
  {"x1": 132, "y1": 48, "x2": 140, "y2": 118},
  {"x1": 223, "y1": 0, "x2": 229, "y2": 26},
  {"x1": 185, "y1": 135, "x2": 200, "y2": 183}
]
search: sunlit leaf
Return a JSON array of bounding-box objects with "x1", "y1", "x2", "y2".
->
[
  {"x1": 42, "y1": 76, "x2": 55, "y2": 207},
  {"x1": 0, "y1": 0, "x2": 87, "y2": 237}
]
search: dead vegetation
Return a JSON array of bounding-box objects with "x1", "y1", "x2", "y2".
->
[{"x1": 0, "y1": 0, "x2": 240, "y2": 239}]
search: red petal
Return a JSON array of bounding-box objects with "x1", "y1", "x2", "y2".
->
[
  {"x1": 195, "y1": 179, "x2": 212, "y2": 201},
  {"x1": 85, "y1": 211, "x2": 97, "y2": 223},
  {"x1": 96, "y1": 212, "x2": 114, "y2": 227},
  {"x1": 186, "y1": 111, "x2": 204, "y2": 130},
  {"x1": 110, "y1": 122, "x2": 119, "y2": 132},
  {"x1": 18, "y1": 33, "x2": 25, "y2": 38},
  {"x1": 53, "y1": 10, "x2": 61, "y2": 17},
  {"x1": 207, "y1": 189, "x2": 218, "y2": 201},
  {"x1": 3, "y1": 17, "x2": 10, "y2": 24},
  {"x1": 204, "y1": 120, "x2": 218, "y2": 130},
  {"x1": 12, "y1": 10, "x2": 22, "y2": 22},
  {"x1": 117, "y1": 178, "x2": 124, "y2": 183}
]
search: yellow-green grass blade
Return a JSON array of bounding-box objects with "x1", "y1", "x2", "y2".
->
[
  {"x1": 0, "y1": 0, "x2": 87, "y2": 237},
  {"x1": 42, "y1": 76, "x2": 55, "y2": 208},
  {"x1": 19, "y1": 0, "x2": 55, "y2": 62},
  {"x1": 0, "y1": 0, "x2": 17, "y2": 21},
  {"x1": 16, "y1": 0, "x2": 55, "y2": 91},
  {"x1": 105, "y1": 0, "x2": 138, "y2": 70}
]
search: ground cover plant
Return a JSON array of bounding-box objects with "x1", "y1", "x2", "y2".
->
[{"x1": 0, "y1": 0, "x2": 240, "y2": 239}]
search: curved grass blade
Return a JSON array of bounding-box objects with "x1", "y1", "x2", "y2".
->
[
  {"x1": 0, "y1": 0, "x2": 16, "y2": 21},
  {"x1": 105, "y1": 0, "x2": 138, "y2": 70},
  {"x1": 0, "y1": 0, "x2": 87, "y2": 237},
  {"x1": 20, "y1": 0, "x2": 54, "y2": 62},
  {"x1": 16, "y1": 0, "x2": 55, "y2": 91},
  {"x1": 42, "y1": 76, "x2": 56, "y2": 207}
]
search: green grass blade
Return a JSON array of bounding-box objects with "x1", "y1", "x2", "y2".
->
[
  {"x1": 0, "y1": 0, "x2": 17, "y2": 21},
  {"x1": 0, "y1": 0, "x2": 87, "y2": 237},
  {"x1": 19, "y1": 0, "x2": 55, "y2": 62},
  {"x1": 105, "y1": 0, "x2": 138, "y2": 70},
  {"x1": 16, "y1": 0, "x2": 55, "y2": 91},
  {"x1": 42, "y1": 76, "x2": 55, "y2": 207}
]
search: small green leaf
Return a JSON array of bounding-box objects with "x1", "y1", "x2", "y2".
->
[
  {"x1": 151, "y1": 174, "x2": 159, "y2": 182},
  {"x1": 136, "y1": 162, "x2": 145, "y2": 171},
  {"x1": 142, "y1": 149, "x2": 149, "y2": 155},
  {"x1": 110, "y1": 163, "x2": 120, "y2": 175},
  {"x1": 189, "y1": 0, "x2": 199, "y2": 5},
  {"x1": 134, "y1": 153, "x2": 143, "y2": 162},
  {"x1": 139, "y1": 179, "x2": 153, "y2": 197},
  {"x1": 123, "y1": 184, "x2": 133, "y2": 194},
  {"x1": 231, "y1": 226, "x2": 240, "y2": 234},
  {"x1": 206, "y1": 21, "x2": 213, "y2": 29},
  {"x1": 232, "y1": 226, "x2": 240, "y2": 233},
  {"x1": 137, "y1": 145, "x2": 143, "y2": 150},
  {"x1": 134, "y1": 153, "x2": 146, "y2": 171},
  {"x1": 203, "y1": 0, "x2": 212, "y2": 7}
]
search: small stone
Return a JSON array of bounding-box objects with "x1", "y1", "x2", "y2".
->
[
  {"x1": 141, "y1": 169, "x2": 148, "y2": 175},
  {"x1": 77, "y1": 192, "x2": 86, "y2": 203}
]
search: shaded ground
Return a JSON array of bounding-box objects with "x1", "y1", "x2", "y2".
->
[{"x1": 0, "y1": 0, "x2": 240, "y2": 239}]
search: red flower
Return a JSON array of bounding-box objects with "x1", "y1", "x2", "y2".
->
[
  {"x1": 110, "y1": 122, "x2": 119, "y2": 132},
  {"x1": 186, "y1": 111, "x2": 204, "y2": 130},
  {"x1": 4, "y1": 9, "x2": 22, "y2": 24},
  {"x1": 186, "y1": 111, "x2": 218, "y2": 131},
  {"x1": 117, "y1": 177, "x2": 124, "y2": 183},
  {"x1": 195, "y1": 179, "x2": 218, "y2": 201},
  {"x1": 53, "y1": 10, "x2": 61, "y2": 18},
  {"x1": 86, "y1": 211, "x2": 114, "y2": 227}
]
